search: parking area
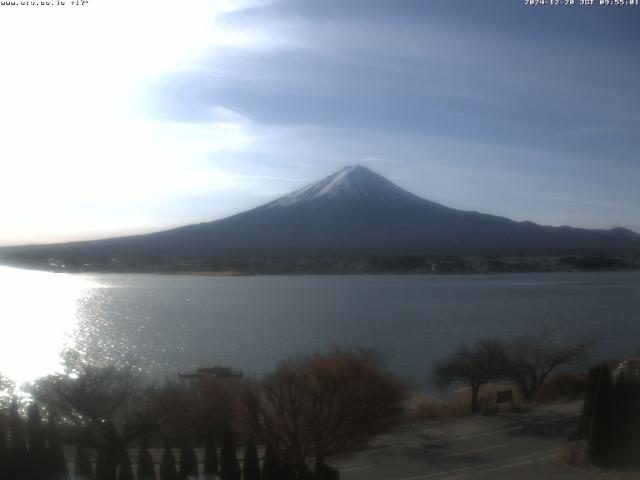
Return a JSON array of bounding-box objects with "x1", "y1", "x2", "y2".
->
[{"x1": 329, "y1": 402, "x2": 599, "y2": 480}]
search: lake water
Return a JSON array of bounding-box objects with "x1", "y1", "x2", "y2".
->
[{"x1": 1, "y1": 266, "x2": 639, "y2": 389}]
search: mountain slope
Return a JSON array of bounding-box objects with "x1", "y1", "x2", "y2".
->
[{"x1": 2, "y1": 165, "x2": 639, "y2": 261}]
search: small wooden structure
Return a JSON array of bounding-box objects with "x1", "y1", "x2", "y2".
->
[{"x1": 496, "y1": 389, "x2": 514, "y2": 411}]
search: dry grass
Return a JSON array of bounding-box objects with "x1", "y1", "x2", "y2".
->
[
  {"x1": 407, "y1": 393, "x2": 449, "y2": 421},
  {"x1": 447, "y1": 383, "x2": 529, "y2": 415},
  {"x1": 408, "y1": 384, "x2": 530, "y2": 420},
  {"x1": 537, "y1": 372, "x2": 588, "y2": 404},
  {"x1": 554, "y1": 443, "x2": 640, "y2": 479},
  {"x1": 556, "y1": 443, "x2": 590, "y2": 469},
  {"x1": 407, "y1": 376, "x2": 586, "y2": 424}
]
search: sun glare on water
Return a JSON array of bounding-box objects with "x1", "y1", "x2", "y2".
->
[{"x1": 0, "y1": 266, "x2": 95, "y2": 387}]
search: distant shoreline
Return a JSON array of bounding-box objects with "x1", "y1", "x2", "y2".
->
[
  {"x1": 2, "y1": 260, "x2": 640, "y2": 277},
  {"x1": 166, "y1": 270, "x2": 249, "y2": 277},
  {"x1": 142, "y1": 268, "x2": 640, "y2": 278}
]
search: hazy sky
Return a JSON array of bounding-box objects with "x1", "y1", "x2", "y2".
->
[{"x1": 1, "y1": 0, "x2": 639, "y2": 245}]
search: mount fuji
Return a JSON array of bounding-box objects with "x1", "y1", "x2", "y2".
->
[{"x1": 2, "y1": 165, "x2": 639, "y2": 263}]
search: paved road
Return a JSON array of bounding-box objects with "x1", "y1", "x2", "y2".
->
[{"x1": 329, "y1": 402, "x2": 597, "y2": 480}]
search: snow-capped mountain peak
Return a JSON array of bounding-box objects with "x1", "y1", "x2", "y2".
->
[
  {"x1": 264, "y1": 165, "x2": 417, "y2": 209},
  {"x1": 3, "y1": 165, "x2": 639, "y2": 262}
]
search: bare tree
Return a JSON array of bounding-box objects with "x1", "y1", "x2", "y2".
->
[
  {"x1": 0, "y1": 373, "x2": 14, "y2": 411},
  {"x1": 30, "y1": 364, "x2": 176, "y2": 479},
  {"x1": 150, "y1": 374, "x2": 247, "y2": 446},
  {"x1": 240, "y1": 348, "x2": 405, "y2": 476},
  {"x1": 504, "y1": 331, "x2": 592, "y2": 400},
  {"x1": 433, "y1": 339, "x2": 507, "y2": 414},
  {"x1": 148, "y1": 379, "x2": 200, "y2": 442}
]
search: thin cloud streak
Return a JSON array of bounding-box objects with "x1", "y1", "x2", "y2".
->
[{"x1": 1, "y1": 0, "x2": 638, "y2": 244}]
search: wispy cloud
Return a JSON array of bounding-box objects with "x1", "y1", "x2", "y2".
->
[
  {"x1": 1, "y1": 0, "x2": 639, "y2": 244},
  {"x1": 559, "y1": 126, "x2": 633, "y2": 139}
]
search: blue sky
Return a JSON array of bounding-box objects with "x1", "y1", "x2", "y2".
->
[{"x1": 1, "y1": 0, "x2": 639, "y2": 245}]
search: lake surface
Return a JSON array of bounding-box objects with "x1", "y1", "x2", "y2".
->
[{"x1": 1, "y1": 266, "x2": 639, "y2": 389}]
